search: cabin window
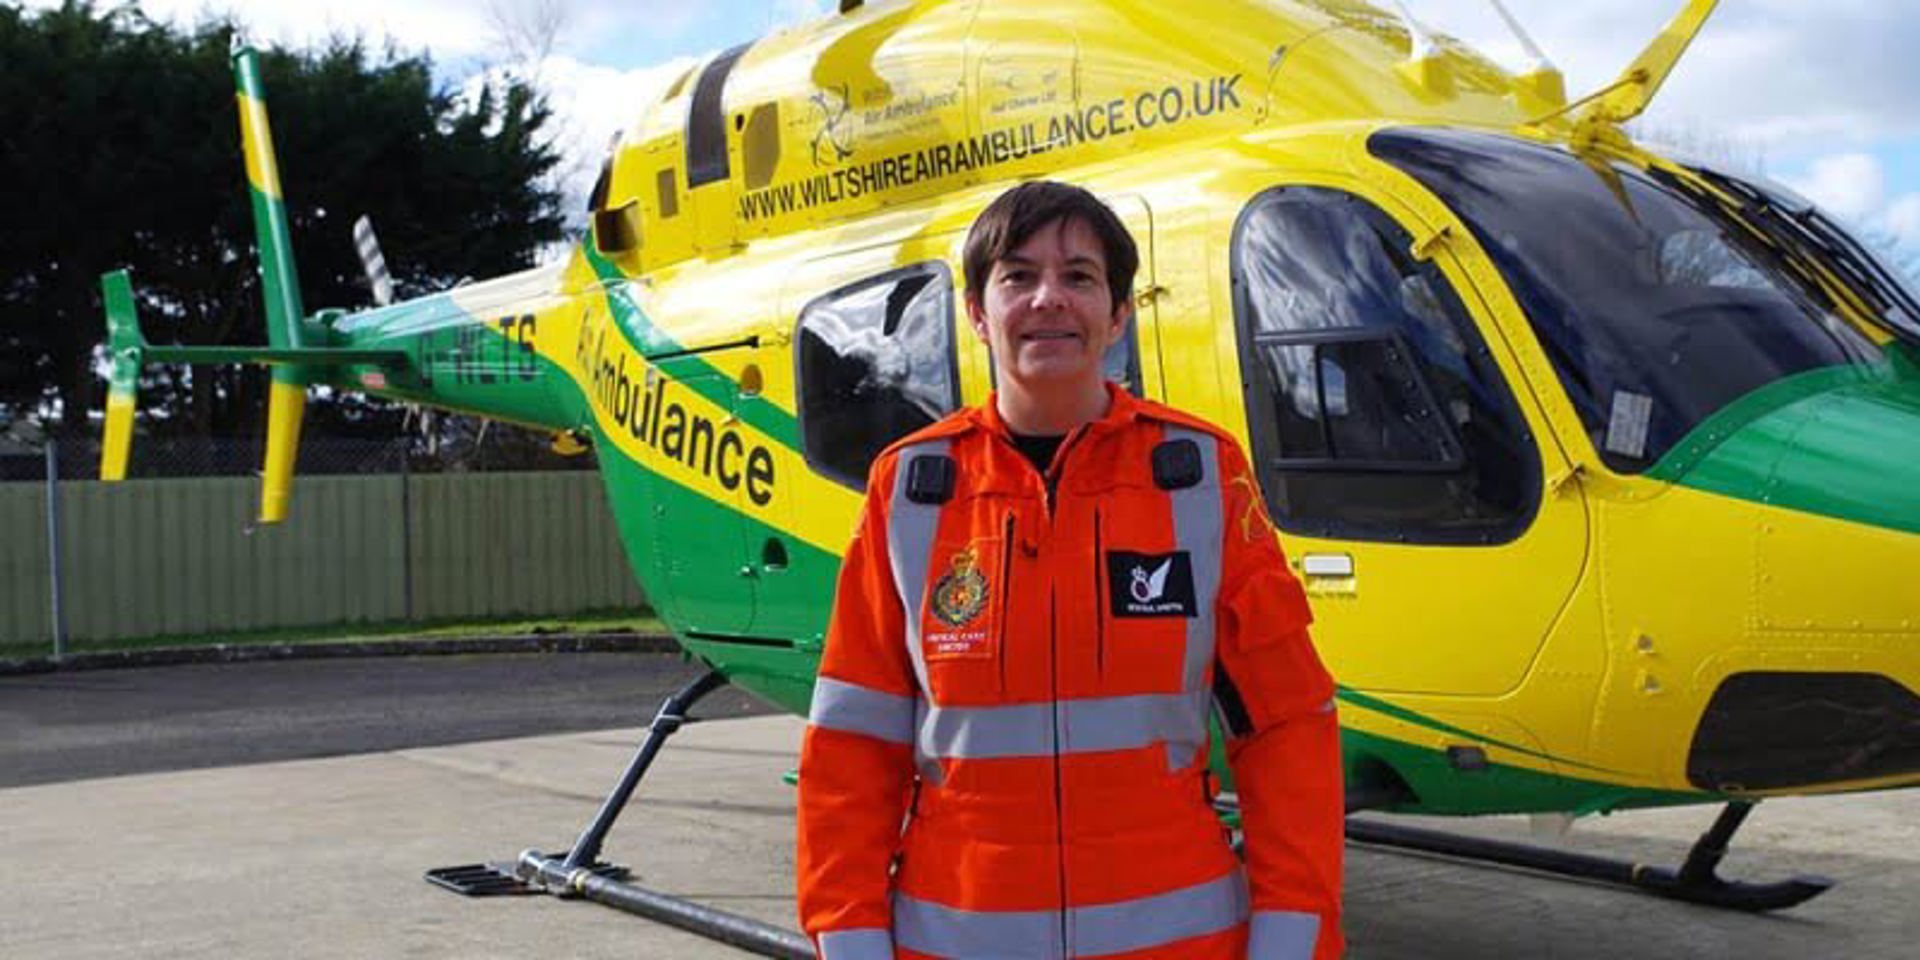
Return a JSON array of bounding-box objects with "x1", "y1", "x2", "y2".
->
[
  {"x1": 1231, "y1": 187, "x2": 1539, "y2": 544},
  {"x1": 687, "y1": 42, "x2": 752, "y2": 188},
  {"x1": 796, "y1": 263, "x2": 961, "y2": 490}
]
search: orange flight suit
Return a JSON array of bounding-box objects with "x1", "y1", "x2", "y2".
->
[{"x1": 798, "y1": 385, "x2": 1343, "y2": 959}]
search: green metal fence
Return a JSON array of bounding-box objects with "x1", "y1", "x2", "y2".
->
[{"x1": 1, "y1": 471, "x2": 646, "y2": 648}]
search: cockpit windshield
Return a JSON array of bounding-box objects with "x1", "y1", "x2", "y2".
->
[{"x1": 1371, "y1": 128, "x2": 1888, "y2": 473}]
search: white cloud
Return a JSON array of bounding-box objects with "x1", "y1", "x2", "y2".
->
[
  {"x1": 1887, "y1": 195, "x2": 1920, "y2": 252},
  {"x1": 1412, "y1": 1, "x2": 1920, "y2": 150},
  {"x1": 499, "y1": 54, "x2": 700, "y2": 228},
  {"x1": 1776, "y1": 152, "x2": 1920, "y2": 267},
  {"x1": 1783, "y1": 153, "x2": 1887, "y2": 223},
  {"x1": 771, "y1": 0, "x2": 832, "y2": 29}
]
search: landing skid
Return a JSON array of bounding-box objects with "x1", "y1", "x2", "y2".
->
[
  {"x1": 424, "y1": 669, "x2": 814, "y2": 960},
  {"x1": 1344, "y1": 800, "x2": 1835, "y2": 913}
]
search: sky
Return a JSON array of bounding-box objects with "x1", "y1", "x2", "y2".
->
[{"x1": 32, "y1": 0, "x2": 1920, "y2": 259}]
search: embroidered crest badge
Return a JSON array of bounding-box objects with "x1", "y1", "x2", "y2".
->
[{"x1": 930, "y1": 546, "x2": 989, "y2": 628}]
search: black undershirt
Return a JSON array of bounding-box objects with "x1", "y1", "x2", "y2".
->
[{"x1": 1010, "y1": 432, "x2": 1065, "y2": 476}]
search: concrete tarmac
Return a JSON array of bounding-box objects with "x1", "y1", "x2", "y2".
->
[{"x1": 4, "y1": 698, "x2": 1917, "y2": 957}]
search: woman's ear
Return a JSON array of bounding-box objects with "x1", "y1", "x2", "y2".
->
[{"x1": 966, "y1": 293, "x2": 990, "y2": 342}]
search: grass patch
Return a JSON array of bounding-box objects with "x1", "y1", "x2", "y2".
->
[{"x1": 0, "y1": 609, "x2": 666, "y2": 661}]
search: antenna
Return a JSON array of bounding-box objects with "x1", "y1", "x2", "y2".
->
[
  {"x1": 1486, "y1": 0, "x2": 1568, "y2": 113},
  {"x1": 1486, "y1": 0, "x2": 1550, "y2": 74},
  {"x1": 1388, "y1": 1, "x2": 1452, "y2": 95},
  {"x1": 1389, "y1": 1, "x2": 1436, "y2": 61}
]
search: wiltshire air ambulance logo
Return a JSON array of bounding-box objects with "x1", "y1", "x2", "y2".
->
[{"x1": 930, "y1": 546, "x2": 989, "y2": 628}]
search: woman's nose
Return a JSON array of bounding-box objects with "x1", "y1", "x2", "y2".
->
[{"x1": 1029, "y1": 273, "x2": 1068, "y2": 310}]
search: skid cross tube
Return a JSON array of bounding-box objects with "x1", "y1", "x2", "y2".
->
[
  {"x1": 515, "y1": 850, "x2": 814, "y2": 959},
  {"x1": 1344, "y1": 800, "x2": 1834, "y2": 912},
  {"x1": 426, "y1": 668, "x2": 814, "y2": 959}
]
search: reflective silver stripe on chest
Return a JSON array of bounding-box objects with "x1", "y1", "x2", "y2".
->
[
  {"x1": 887, "y1": 440, "x2": 950, "y2": 698},
  {"x1": 915, "y1": 690, "x2": 1211, "y2": 760},
  {"x1": 886, "y1": 439, "x2": 950, "y2": 783},
  {"x1": 1163, "y1": 425, "x2": 1223, "y2": 695}
]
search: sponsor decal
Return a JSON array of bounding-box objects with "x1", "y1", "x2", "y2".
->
[{"x1": 1107, "y1": 550, "x2": 1197, "y2": 618}]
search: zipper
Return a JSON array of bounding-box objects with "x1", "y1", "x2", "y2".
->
[
  {"x1": 1042, "y1": 423, "x2": 1091, "y2": 517},
  {"x1": 997, "y1": 509, "x2": 1015, "y2": 695},
  {"x1": 1049, "y1": 587, "x2": 1069, "y2": 956},
  {"x1": 1043, "y1": 428, "x2": 1084, "y2": 954}
]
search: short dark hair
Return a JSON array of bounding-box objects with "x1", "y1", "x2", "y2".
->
[{"x1": 962, "y1": 181, "x2": 1138, "y2": 312}]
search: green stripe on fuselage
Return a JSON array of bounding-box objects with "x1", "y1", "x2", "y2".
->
[
  {"x1": 1335, "y1": 687, "x2": 1617, "y2": 775},
  {"x1": 1339, "y1": 728, "x2": 1710, "y2": 816},
  {"x1": 1649, "y1": 351, "x2": 1920, "y2": 536},
  {"x1": 584, "y1": 248, "x2": 801, "y2": 451}
]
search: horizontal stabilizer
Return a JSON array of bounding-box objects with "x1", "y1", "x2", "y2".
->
[
  {"x1": 140, "y1": 345, "x2": 409, "y2": 366},
  {"x1": 95, "y1": 269, "x2": 408, "y2": 508}
]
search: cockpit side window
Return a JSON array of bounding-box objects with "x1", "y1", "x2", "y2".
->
[
  {"x1": 1371, "y1": 128, "x2": 1884, "y2": 474},
  {"x1": 1231, "y1": 187, "x2": 1540, "y2": 545},
  {"x1": 796, "y1": 263, "x2": 961, "y2": 490}
]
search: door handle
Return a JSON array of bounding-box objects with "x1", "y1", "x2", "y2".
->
[
  {"x1": 1299, "y1": 553, "x2": 1356, "y2": 596},
  {"x1": 1301, "y1": 553, "x2": 1355, "y2": 578}
]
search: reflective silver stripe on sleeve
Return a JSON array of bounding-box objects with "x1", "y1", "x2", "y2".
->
[
  {"x1": 918, "y1": 691, "x2": 1209, "y2": 760},
  {"x1": 894, "y1": 869, "x2": 1248, "y2": 959},
  {"x1": 886, "y1": 439, "x2": 949, "y2": 785},
  {"x1": 808, "y1": 677, "x2": 915, "y2": 745},
  {"x1": 1248, "y1": 909, "x2": 1322, "y2": 959},
  {"x1": 817, "y1": 927, "x2": 894, "y2": 960}
]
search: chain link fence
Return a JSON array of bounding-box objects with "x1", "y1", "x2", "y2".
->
[
  {"x1": 0, "y1": 436, "x2": 413, "y2": 482},
  {"x1": 1, "y1": 422, "x2": 594, "y2": 483}
]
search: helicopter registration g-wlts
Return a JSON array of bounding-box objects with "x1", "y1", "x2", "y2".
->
[{"x1": 97, "y1": 0, "x2": 1920, "y2": 950}]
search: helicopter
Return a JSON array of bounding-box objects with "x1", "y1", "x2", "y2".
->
[{"x1": 96, "y1": 0, "x2": 1920, "y2": 954}]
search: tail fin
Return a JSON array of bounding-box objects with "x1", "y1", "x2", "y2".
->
[
  {"x1": 96, "y1": 45, "x2": 406, "y2": 522},
  {"x1": 234, "y1": 43, "x2": 311, "y2": 524},
  {"x1": 100, "y1": 271, "x2": 145, "y2": 482}
]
